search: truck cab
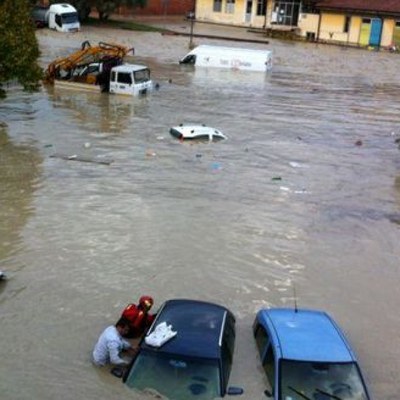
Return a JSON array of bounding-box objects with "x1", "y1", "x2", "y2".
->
[
  {"x1": 109, "y1": 64, "x2": 153, "y2": 96},
  {"x1": 47, "y1": 3, "x2": 80, "y2": 32}
]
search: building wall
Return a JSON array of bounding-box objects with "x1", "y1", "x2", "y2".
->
[
  {"x1": 318, "y1": 13, "x2": 349, "y2": 42},
  {"x1": 297, "y1": 13, "x2": 319, "y2": 37},
  {"x1": 316, "y1": 12, "x2": 396, "y2": 47},
  {"x1": 348, "y1": 16, "x2": 361, "y2": 44},
  {"x1": 196, "y1": 0, "x2": 269, "y2": 28},
  {"x1": 118, "y1": 0, "x2": 194, "y2": 16},
  {"x1": 382, "y1": 19, "x2": 395, "y2": 46}
]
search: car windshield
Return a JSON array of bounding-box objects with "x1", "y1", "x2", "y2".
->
[
  {"x1": 61, "y1": 12, "x2": 79, "y2": 24},
  {"x1": 133, "y1": 68, "x2": 150, "y2": 83},
  {"x1": 280, "y1": 360, "x2": 369, "y2": 400},
  {"x1": 125, "y1": 350, "x2": 221, "y2": 400}
]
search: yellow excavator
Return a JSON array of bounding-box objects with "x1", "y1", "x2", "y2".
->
[{"x1": 44, "y1": 41, "x2": 134, "y2": 85}]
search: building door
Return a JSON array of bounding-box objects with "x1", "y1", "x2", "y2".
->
[
  {"x1": 369, "y1": 18, "x2": 382, "y2": 46},
  {"x1": 245, "y1": 0, "x2": 253, "y2": 23},
  {"x1": 359, "y1": 18, "x2": 371, "y2": 46},
  {"x1": 394, "y1": 21, "x2": 400, "y2": 47},
  {"x1": 271, "y1": 0, "x2": 301, "y2": 26}
]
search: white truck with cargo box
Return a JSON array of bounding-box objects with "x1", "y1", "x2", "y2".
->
[
  {"x1": 179, "y1": 45, "x2": 272, "y2": 72},
  {"x1": 31, "y1": 3, "x2": 80, "y2": 32}
]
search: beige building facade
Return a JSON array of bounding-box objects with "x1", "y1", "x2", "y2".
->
[
  {"x1": 298, "y1": 12, "x2": 400, "y2": 48},
  {"x1": 195, "y1": 0, "x2": 400, "y2": 49}
]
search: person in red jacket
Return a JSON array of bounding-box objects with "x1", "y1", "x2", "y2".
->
[{"x1": 121, "y1": 295, "x2": 156, "y2": 338}]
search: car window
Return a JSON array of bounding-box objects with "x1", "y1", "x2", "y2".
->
[
  {"x1": 125, "y1": 351, "x2": 221, "y2": 400},
  {"x1": 133, "y1": 69, "x2": 150, "y2": 83},
  {"x1": 254, "y1": 324, "x2": 269, "y2": 357},
  {"x1": 280, "y1": 360, "x2": 370, "y2": 400},
  {"x1": 117, "y1": 72, "x2": 132, "y2": 85},
  {"x1": 263, "y1": 345, "x2": 275, "y2": 390}
]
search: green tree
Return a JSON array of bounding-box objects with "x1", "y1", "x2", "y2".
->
[
  {"x1": 0, "y1": 0, "x2": 42, "y2": 98},
  {"x1": 91, "y1": 0, "x2": 146, "y2": 21}
]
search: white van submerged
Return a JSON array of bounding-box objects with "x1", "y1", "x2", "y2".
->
[{"x1": 179, "y1": 45, "x2": 272, "y2": 72}]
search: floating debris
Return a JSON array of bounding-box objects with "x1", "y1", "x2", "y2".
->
[{"x1": 50, "y1": 153, "x2": 113, "y2": 165}]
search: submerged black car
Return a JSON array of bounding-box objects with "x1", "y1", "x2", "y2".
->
[{"x1": 123, "y1": 298, "x2": 243, "y2": 399}]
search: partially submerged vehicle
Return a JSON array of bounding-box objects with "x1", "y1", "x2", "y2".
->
[
  {"x1": 253, "y1": 308, "x2": 371, "y2": 399},
  {"x1": 170, "y1": 124, "x2": 227, "y2": 142},
  {"x1": 44, "y1": 41, "x2": 152, "y2": 96},
  {"x1": 31, "y1": 3, "x2": 80, "y2": 32},
  {"x1": 123, "y1": 299, "x2": 243, "y2": 400},
  {"x1": 179, "y1": 45, "x2": 273, "y2": 72}
]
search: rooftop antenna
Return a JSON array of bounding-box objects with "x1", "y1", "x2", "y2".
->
[{"x1": 293, "y1": 283, "x2": 298, "y2": 313}]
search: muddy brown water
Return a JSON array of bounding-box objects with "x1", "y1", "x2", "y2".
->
[{"x1": 0, "y1": 25, "x2": 400, "y2": 400}]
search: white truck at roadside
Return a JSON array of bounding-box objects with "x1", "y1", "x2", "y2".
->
[
  {"x1": 179, "y1": 45, "x2": 273, "y2": 72},
  {"x1": 32, "y1": 3, "x2": 80, "y2": 32}
]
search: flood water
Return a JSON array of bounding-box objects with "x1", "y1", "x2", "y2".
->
[{"x1": 0, "y1": 26, "x2": 400, "y2": 400}]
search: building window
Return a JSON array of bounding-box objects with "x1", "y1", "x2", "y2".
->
[
  {"x1": 213, "y1": 0, "x2": 222, "y2": 12},
  {"x1": 272, "y1": 0, "x2": 301, "y2": 26},
  {"x1": 301, "y1": 0, "x2": 317, "y2": 13},
  {"x1": 343, "y1": 16, "x2": 350, "y2": 33},
  {"x1": 225, "y1": 0, "x2": 235, "y2": 14},
  {"x1": 257, "y1": 0, "x2": 267, "y2": 16}
]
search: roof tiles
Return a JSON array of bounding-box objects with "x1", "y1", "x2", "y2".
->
[{"x1": 316, "y1": 0, "x2": 400, "y2": 14}]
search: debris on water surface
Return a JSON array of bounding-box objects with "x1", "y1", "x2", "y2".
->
[
  {"x1": 146, "y1": 149, "x2": 157, "y2": 157},
  {"x1": 211, "y1": 162, "x2": 222, "y2": 170},
  {"x1": 50, "y1": 153, "x2": 113, "y2": 165}
]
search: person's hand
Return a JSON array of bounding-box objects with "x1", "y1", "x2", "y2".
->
[{"x1": 127, "y1": 346, "x2": 139, "y2": 357}]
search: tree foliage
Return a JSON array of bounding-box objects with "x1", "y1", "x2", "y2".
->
[
  {"x1": 89, "y1": 0, "x2": 147, "y2": 21},
  {"x1": 0, "y1": 0, "x2": 42, "y2": 98}
]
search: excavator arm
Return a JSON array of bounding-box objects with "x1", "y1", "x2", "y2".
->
[{"x1": 44, "y1": 41, "x2": 134, "y2": 83}]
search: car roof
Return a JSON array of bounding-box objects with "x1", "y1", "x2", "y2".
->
[
  {"x1": 257, "y1": 308, "x2": 356, "y2": 363},
  {"x1": 141, "y1": 299, "x2": 232, "y2": 359}
]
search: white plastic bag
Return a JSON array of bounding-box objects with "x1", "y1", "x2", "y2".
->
[{"x1": 145, "y1": 322, "x2": 177, "y2": 347}]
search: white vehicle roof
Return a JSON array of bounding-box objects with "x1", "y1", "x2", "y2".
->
[
  {"x1": 112, "y1": 64, "x2": 148, "y2": 73},
  {"x1": 49, "y1": 3, "x2": 77, "y2": 13},
  {"x1": 188, "y1": 44, "x2": 272, "y2": 56},
  {"x1": 170, "y1": 125, "x2": 227, "y2": 141}
]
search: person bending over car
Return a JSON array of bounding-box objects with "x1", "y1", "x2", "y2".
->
[
  {"x1": 92, "y1": 317, "x2": 137, "y2": 366},
  {"x1": 121, "y1": 295, "x2": 156, "y2": 338}
]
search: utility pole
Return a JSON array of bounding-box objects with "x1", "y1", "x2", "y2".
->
[{"x1": 187, "y1": 11, "x2": 195, "y2": 49}]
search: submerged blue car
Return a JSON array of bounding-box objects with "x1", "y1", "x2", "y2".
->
[
  {"x1": 253, "y1": 308, "x2": 371, "y2": 400},
  {"x1": 123, "y1": 299, "x2": 243, "y2": 400}
]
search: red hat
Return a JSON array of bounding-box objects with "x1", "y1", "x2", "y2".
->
[{"x1": 139, "y1": 295, "x2": 154, "y2": 307}]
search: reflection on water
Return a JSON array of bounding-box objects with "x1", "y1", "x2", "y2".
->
[
  {"x1": 45, "y1": 85, "x2": 151, "y2": 134},
  {"x1": 0, "y1": 29, "x2": 400, "y2": 400},
  {"x1": 0, "y1": 130, "x2": 42, "y2": 262}
]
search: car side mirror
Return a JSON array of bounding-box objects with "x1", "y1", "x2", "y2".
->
[
  {"x1": 227, "y1": 386, "x2": 244, "y2": 395},
  {"x1": 264, "y1": 389, "x2": 273, "y2": 397}
]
